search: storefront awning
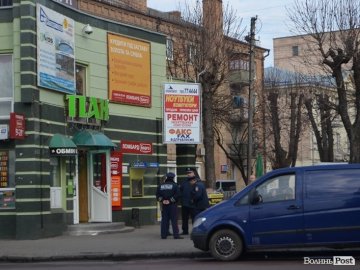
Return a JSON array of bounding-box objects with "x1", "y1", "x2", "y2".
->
[
  {"x1": 49, "y1": 134, "x2": 78, "y2": 156},
  {"x1": 73, "y1": 129, "x2": 116, "y2": 149}
]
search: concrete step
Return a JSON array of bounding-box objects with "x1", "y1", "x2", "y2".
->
[{"x1": 64, "y1": 222, "x2": 135, "y2": 236}]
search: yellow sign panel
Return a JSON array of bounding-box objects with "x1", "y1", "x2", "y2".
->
[
  {"x1": 208, "y1": 193, "x2": 224, "y2": 206},
  {"x1": 108, "y1": 33, "x2": 151, "y2": 107}
]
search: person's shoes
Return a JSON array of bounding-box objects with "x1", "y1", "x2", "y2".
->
[
  {"x1": 180, "y1": 232, "x2": 188, "y2": 235},
  {"x1": 174, "y1": 236, "x2": 183, "y2": 239},
  {"x1": 161, "y1": 237, "x2": 167, "y2": 239}
]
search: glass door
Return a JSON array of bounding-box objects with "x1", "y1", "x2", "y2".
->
[{"x1": 88, "y1": 150, "x2": 112, "y2": 222}]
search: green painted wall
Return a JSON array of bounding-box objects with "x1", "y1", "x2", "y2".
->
[{"x1": 0, "y1": 1, "x2": 168, "y2": 238}]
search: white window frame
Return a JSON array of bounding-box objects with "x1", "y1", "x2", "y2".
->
[
  {"x1": 187, "y1": 44, "x2": 197, "y2": 63},
  {"x1": 50, "y1": 157, "x2": 66, "y2": 209},
  {"x1": 75, "y1": 63, "x2": 87, "y2": 96},
  {"x1": 166, "y1": 38, "x2": 173, "y2": 61},
  {"x1": 0, "y1": 54, "x2": 14, "y2": 120}
]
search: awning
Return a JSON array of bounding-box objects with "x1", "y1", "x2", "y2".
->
[
  {"x1": 72, "y1": 129, "x2": 116, "y2": 149},
  {"x1": 49, "y1": 134, "x2": 78, "y2": 156}
]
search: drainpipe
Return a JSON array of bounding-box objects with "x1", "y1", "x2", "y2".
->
[{"x1": 262, "y1": 49, "x2": 270, "y2": 173}]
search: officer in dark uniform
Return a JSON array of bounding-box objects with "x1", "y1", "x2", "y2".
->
[
  {"x1": 179, "y1": 167, "x2": 198, "y2": 235},
  {"x1": 156, "y1": 172, "x2": 182, "y2": 239},
  {"x1": 190, "y1": 175, "x2": 210, "y2": 217}
]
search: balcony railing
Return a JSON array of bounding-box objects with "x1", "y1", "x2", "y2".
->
[{"x1": 228, "y1": 69, "x2": 250, "y2": 85}]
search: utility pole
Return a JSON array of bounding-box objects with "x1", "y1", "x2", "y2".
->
[{"x1": 246, "y1": 16, "x2": 257, "y2": 183}]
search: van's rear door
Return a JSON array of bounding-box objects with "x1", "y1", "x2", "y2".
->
[
  {"x1": 303, "y1": 168, "x2": 360, "y2": 245},
  {"x1": 249, "y1": 171, "x2": 304, "y2": 247}
]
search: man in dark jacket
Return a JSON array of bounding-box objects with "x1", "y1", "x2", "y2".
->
[
  {"x1": 156, "y1": 172, "x2": 182, "y2": 239},
  {"x1": 190, "y1": 176, "x2": 210, "y2": 217},
  {"x1": 179, "y1": 167, "x2": 197, "y2": 235}
]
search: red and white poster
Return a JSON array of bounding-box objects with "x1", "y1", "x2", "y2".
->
[
  {"x1": 120, "y1": 140, "x2": 152, "y2": 154},
  {"x1": 9, "y1": 113, "x2": 25, "y2": 140},
  {"x1": 163, "y1": 83, "x2": 201, "y2": 144}
]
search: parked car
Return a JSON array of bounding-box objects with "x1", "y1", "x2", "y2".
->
[{"x1": 191, "y1": 163, "x2": 360, "y2": 261}]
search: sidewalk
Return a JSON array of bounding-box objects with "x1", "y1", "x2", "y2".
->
[
  {"x1": 0, "y1": 225, "x2": 209, "y2": 262},
  {"x1": 2, "y1": 225, "x2": 359, "y2": 263}
]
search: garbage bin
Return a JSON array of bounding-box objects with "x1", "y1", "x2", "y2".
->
[{"x1": 131, "y1": 208, "x2": 140, "y2": 228}]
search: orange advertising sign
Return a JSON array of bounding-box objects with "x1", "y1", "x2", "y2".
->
[
  {"x1": 108, "y1": 33, "x2": 151, "y2": 107},
  {"x1": 111, "y1": 152, "x2": 122, "y2": 210},
  {"x1": 111, "y1": 176, "x2": 122, "y2": 209}
]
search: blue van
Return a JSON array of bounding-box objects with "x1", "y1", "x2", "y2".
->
[{"x1": 191, "y1": 164, "x2": 360, "y2": 261}]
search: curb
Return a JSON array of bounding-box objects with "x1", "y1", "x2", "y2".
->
[{"x1": 0, "y1": 251, "x2": 210, "y2": 263}]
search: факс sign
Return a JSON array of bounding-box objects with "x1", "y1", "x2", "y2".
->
[{"x1": 66, "y1": 95, "x2": 109, "y2": 121}]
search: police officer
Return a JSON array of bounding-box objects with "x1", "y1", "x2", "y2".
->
[
  {"x1": 190, "y1": 175, "x2": 210, "y2": 217},
  {"x1": 156, "y1": 172, "x2": 182, "y2": 239},
  {"x1": 179, "y1": 167, "x2": 198, "y2": 235}
]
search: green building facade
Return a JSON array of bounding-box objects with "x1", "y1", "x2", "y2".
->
[{"x1": 0, "y1": 0, "x2": 171, "y2": 239}]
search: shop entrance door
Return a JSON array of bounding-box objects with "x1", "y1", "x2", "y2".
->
[{"x1": 88, "y1": 150, "x2": 112, "y2": 222}]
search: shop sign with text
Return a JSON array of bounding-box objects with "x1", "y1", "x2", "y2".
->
[
  {"x1": 163, "y1": 83, "x2": 201, "y2": 144},
  {"x1": 121, "y1": 140, "x2": 152, "y2": 154},
  {"x1": 108, "y1": 33, "x2": 151, "y2": 107},
  {"x1": 111, "y1": 152, "x2": 122, "y2": 210},
  {"x1": 9, "y1": 113, "x2": 25, "y2": 140},
  {"x1": 50, "y1": 147, "x2": 77, "y2": 156},
  {"x1": 66, "y1": 95, "x2": 109, "y2": 121}
]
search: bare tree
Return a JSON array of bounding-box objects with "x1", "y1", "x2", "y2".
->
[
  {"x1": 288, "y1": 0, "x2": 360, "y2": 163},
  {"x1": 304, "y1": 83, "x2": 337, "y2": 162},
  {"x1": 264, "y1": 68, "x2": 305, "y2": 169},
  {"x1": 165, "y1": 1, "x2": 246, "y2": 188}
]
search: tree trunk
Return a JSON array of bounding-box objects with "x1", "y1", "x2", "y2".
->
[
  {"x1": 350, "y1": 126, "x2": 360, "y2": 163},
  {"x1": 202, "y1": 90, "x2": 216, "y2": 188}
]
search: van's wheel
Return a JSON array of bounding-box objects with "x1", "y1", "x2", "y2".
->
[{"x1": 209, "y1": 229, "x2": 243, "y2": 261}]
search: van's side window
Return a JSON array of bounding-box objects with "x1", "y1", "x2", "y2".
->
[
  {"x1": 255, "y1": 174, "x2": 296, "y2": 203},
  {"x1": 305, "y1": 169, "x2": 360, "y2": 198}
]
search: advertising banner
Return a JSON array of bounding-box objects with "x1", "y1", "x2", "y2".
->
[
  {"x1": 37, "y1": 4, "x2": 75, "y2": 94},
  {"x1": 108, "y1": 33, "x2": 151, "y2": 107},
  {"x1": 9, "y1": 113, "x2": 25, "y2": 140},
  {"x1": 111, "y1": 152, "x2": 122, "y2": 210},
  {"x1": 163, "y1": 83, "x2": 201, "y2": 144},
  {"x1": 120, "y1": 140, "x2": 152, "y2": 155}
]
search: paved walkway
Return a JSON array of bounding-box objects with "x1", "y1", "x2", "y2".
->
[
  {"x1": 2, "y1": 225, "x2": 359, "y2": 263},
  {"x1": 0, "y1": 225, "x2": 209, "y2": 262}
]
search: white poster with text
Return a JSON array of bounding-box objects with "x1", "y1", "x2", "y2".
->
[
  {"x1": 163, "y1": 83, "x2": 201, "y2": 144},
  {"x1": 37, "y1": 4, "x2": 75, "y2": 94}
]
